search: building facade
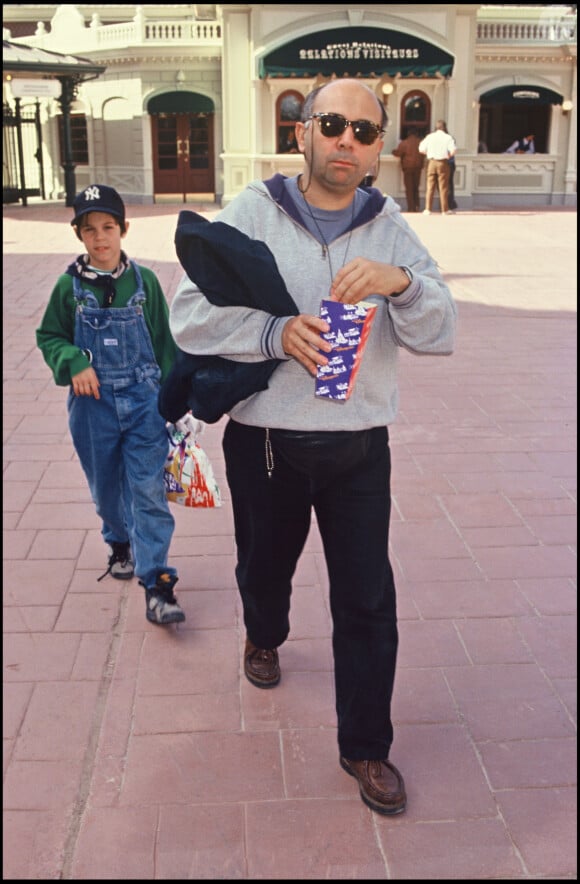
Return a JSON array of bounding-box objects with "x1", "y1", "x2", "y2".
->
[{"x1": 3, "y1": 3, "x2": 577, "y2": 208}]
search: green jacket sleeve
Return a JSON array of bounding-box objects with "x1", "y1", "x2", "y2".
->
[
  {"x1": 35, "y1": 275, "x2": 91, "y2": 386},
  {"x1": 140, "y1": 267, "x2": 177, "y2": 383}
]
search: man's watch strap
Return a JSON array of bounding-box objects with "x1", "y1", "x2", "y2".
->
[
  {"x1": 400, "y1": 266, "x2": 413, "y2": 285},
  {"x1": 391, "y1": 265, "x2": 413, "y2": 297}
]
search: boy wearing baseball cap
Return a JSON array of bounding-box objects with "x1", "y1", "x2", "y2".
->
[{"x1": 36, "y1": 184, "x2": 185, "y2": 625}]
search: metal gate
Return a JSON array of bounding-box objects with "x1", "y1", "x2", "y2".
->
[{"x1": 3, "y1": 100, "x2": 45, "y2": 205}]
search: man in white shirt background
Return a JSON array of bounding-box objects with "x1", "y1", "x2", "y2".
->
[{"x1": 418, "y1": 120, "x2": 456, "y2": 215}]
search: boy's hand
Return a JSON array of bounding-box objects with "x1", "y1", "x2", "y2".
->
[{"x1": 72, "y1": 366, "x2": 101, "y2": 399}]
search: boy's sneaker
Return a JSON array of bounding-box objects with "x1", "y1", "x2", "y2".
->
[
  {"x1": 144, "y1": 572, "x2": 185, "y2": 625},
  {"x1": 97, "y1": 542, "x2": 134, "y2": 582}
]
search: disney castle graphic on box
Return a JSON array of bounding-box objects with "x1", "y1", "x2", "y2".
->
[{"x1": 315, "y1": 298, "x2": 377, "y2": 401}]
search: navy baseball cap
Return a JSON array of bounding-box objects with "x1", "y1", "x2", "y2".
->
[{"x1": 71, "y1": 184, "x2": 126, "y2": 228}]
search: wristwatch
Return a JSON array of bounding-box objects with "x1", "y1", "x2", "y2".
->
[
  {"x1": 390, "y1": 265, "x2": 413, "y2": 297},
  {"x1": 400, "y1": 266, "x2": 413, "y2": 286}
]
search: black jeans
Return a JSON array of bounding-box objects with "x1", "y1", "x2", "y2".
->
[
  {"x1": 448, "y1": 160, "x2": 457, "y2": 210},
  {"x1": 223, "y1": 419, "x2": 399, "y2": 760}
]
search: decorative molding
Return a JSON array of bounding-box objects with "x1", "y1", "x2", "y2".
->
[
  {"x1": 476, "y1": 55, "x2": 573, "y2": 64},
  {"x1": 347, "y1": 10, "x2": 364, "y2": 28}
]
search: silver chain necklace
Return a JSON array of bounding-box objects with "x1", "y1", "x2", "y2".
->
[{"x1": 298, "y1": 177, "x2": 356, "y2": 283}]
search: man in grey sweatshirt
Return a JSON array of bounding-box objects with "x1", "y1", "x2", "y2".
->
[{"x1": 170, "y1": 78, "x2": 457, "y2": 816}]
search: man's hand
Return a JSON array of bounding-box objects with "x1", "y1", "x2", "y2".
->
[
  {"x1": 71, "y1": 366, "x2": 101, "y2": 399},
  {"x1": 330, "y1": 258, "x2": 410, "y2": 303},
  {"x1": 175, "y1": 412, "x2": 204, "y2": 438},
  {"x1": 281, "y1": 314, "x2": 332, "y2": 377}
]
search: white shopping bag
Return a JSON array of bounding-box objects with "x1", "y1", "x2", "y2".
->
[{"x1": 164, "y1": 418, "x2": 222, "y2": 508}]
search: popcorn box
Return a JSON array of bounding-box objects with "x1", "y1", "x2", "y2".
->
[{"x1": 315, "y1": 299, "x2": 377, "y2": 401}]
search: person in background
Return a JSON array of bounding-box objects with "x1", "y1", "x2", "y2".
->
[
  {"x1": 360, "y1": 159, "x2": 378, "y2": 188},
  {"x1": 280, "y1": 129, "x2": 299, "y2": 153},
  {"x1": 169, "y1": 78, "x2": 457, "y2": 817},
  {"x1": 391, "y1": 126, "x2": 425, "y2": 212},
  {"x1": 439, "y1": 122, "x2": 458, "y2": 213},
  {"x1": 418, "y1": 120, "x2": 456, "y2": 215},
  {"x1": 36, "y1": 184, "x2": 186, "y2": 626},
  {"x1": 504, "y1": 134, "x2": 535, "y2": 154}
]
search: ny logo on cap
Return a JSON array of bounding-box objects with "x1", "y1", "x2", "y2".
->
[{"x1": 84, "y1": 185, "x2": 101, "y2": 201}]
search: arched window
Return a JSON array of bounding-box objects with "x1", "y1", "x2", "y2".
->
[
  {"x1": 400, "y1": 91, "x2": 430, "y2": 141},
  {"x1": 276, "y1": 90, "x2": 303, "y2": 153},
  {"x1": 477, "y1": 85, "x2": 558, "y2": 153}
]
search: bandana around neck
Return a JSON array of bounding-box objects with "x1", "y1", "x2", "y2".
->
[{"x1": 67, "y1": 251, "x2": 130, "y2": 307}]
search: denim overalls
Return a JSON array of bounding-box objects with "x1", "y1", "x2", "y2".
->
[{"x1": 68, "y1": 262, "x2": 176, "y2": 590}]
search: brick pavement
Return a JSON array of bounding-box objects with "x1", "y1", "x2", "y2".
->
[{"x1": 3, "y1": 200, "x2": 577, "y2": 879}]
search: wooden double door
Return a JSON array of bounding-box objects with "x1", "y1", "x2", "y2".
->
[{"x1": 152, "y1": 112, "x2": 214, "y2": 197}]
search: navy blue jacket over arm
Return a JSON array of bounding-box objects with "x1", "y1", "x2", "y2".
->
[{"x1": 159, "y1": 210, "x2": 299, "y2": 424}]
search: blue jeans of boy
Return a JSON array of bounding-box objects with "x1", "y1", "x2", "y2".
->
[
  {"x1": 68, "y1": 372, "x2": 175, "y2": 589},
  {"x1": 69, "y1": 270, "x2": 175, "y2": 591}
]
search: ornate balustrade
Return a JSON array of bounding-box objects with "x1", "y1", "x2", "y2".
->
[
  {"x1": 476, "y1": 15, "x2": 576, "y2": 45},
  {"x1": 7, "y1": 10, "x2": 575, "y2": 53},
  {"x1": 7, "y1": 16, "x2": 222, "y2": 52}
]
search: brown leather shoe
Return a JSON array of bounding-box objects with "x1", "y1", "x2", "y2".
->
[
  {"x1": 340, "y1": 757, "x2": 406, "y2": 815},
  {"x1": 244, "y1": 637, "x2": 280, "y2": 688}
]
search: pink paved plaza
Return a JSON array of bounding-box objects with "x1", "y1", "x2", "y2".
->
[{"x1": 3, "y1": 201, "x2": 577, "y2": 879}]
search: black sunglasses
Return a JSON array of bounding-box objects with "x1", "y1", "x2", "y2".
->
[{"x1": 308, "y1": 112, "x2": 385, "y2": 146}]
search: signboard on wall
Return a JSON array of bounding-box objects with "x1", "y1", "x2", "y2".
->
[
  {"x1": 260, "y1": 26, "x2": 454, "y2": 78},
  {"x1": 10, "y1": 78, "x2": 62, "y2": 98}
]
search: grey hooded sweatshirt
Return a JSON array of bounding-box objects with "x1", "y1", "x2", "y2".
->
[{"x1": 169, "y1": 174, "x2": 457, "y2": 432}]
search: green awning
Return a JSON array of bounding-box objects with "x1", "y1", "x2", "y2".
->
[
  {"x1": 480, "y1": 85, "x2": 563, "y2": 105},
  {"x1": 259, "y1": 27, "x2": 454, "y2": 79},
  {"x1": 147, "y1": 91, "x2": 214, "y2": 114}
]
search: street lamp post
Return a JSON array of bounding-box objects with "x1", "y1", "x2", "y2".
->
[{"x1": 57, "y1": 75, "x2": 79, "y2": 207}]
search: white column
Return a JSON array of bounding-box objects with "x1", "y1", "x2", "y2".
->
[
  {"x1": 221, "y1": 8, "x2": 253, "y2": 205},
  {"x1": 449, "y1": 9, "x2": 478, "y2": 153},
  {"x1": 563, "y1": 75, "x2": 577, "y2": 204}
]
